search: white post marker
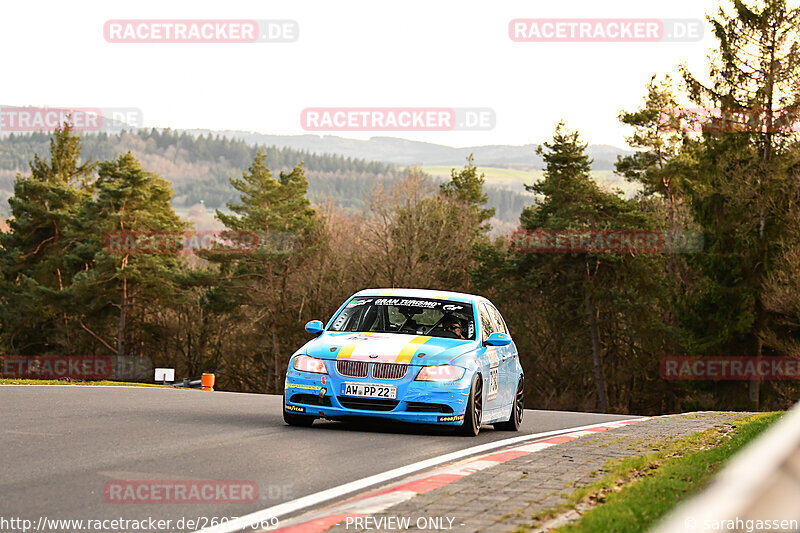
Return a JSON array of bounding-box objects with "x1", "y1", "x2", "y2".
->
[{"x1": 154, "y1": 368, "x2": 175, "y2": 384}]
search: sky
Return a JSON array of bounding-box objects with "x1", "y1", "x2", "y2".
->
[{"x1": 1, "y1": 0, "x2": 727, "y2": 149}]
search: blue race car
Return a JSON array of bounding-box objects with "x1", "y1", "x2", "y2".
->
[{"x1": 283, "y1": 289, "x2": 524, "y2": 436}]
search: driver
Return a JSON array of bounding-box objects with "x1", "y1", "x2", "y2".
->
[{"x1": 443, "y1": 317, "x2": 465, "y2": 339}]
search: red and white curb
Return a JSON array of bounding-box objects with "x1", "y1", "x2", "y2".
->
[{"x1": 214, "y1": 418, "x2": 648, "y2": 533}]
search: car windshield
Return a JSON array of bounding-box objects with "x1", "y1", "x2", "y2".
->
[{"x1": 329, "y1": 297, "x2": 476, "y2": 340}]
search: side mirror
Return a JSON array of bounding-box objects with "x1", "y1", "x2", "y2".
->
[
  {"x1": 304, "y1": 320, "x2": 324, "y2": 336},
  {"x1": 484, "y1": 332, "x2": 512, "y2": 347}
]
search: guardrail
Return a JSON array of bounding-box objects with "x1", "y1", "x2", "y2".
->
[
  {"x1": 171, "y1": 373, "x2": 215, "y2": 391},
  {"x1": 653, "y1": 402, "x2": 800, "y2": 532},
  {"x1": 172, "y1": 376, "x2": 203, "y2": 388}
]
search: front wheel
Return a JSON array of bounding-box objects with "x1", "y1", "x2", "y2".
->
[
  {"x1": 494, "y1": 378, "x2": 524, "y2": 431},
  {"x1": 458, "y1": 373, "x2": 483, "y2": 436},
  {"x1": 283, "y1": 393, "x2": 315, "y2": 427}
]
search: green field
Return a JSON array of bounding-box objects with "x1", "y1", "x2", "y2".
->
[
  {"x1": 421, "y1": 165, "x2": 541, "y2": 189},
  {"x1": 421, "y1": 166, "x2": 638, "y2": 197}
]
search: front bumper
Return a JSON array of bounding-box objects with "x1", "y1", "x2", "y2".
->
[{"x1": 284, "y1": 361, "x2": 472, "y2": 426}]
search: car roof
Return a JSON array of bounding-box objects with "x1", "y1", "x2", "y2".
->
[{"x1": 353, "y1": 288, "x2": 485, "y2": 304}]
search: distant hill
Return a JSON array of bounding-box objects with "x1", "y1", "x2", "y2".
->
[
  {"x1": 0, "y1": 107, "x2": 631, "y2": 169},
  {"x1": 184, "y1": 130, "x2": 631, "y2": 171},
  {"x1": 0, "y1": 130, "x2": 537, "y2": 224}
]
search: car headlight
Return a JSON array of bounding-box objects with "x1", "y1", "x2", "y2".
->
[
  {"x1": 293, "y1": 355, "x2": 328, "y2": 374},
  {"x1": 415, "y1": 365, "x2": 466, "y2": 382}
]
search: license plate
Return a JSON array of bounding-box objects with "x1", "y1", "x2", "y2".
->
[{"x1": 340, "y1": 382, "x2": 397, "y2": 399}]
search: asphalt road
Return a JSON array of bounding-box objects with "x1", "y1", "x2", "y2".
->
[{"x1": 0, "y1": 386, "x2": 636, "y2": 530}]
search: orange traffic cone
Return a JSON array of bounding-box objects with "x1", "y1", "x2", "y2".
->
[{"x1": 201, "y1": 373, "x2": 215, "y2": 391}]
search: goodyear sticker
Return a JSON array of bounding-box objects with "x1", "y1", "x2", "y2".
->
[
  {"x1": 438, "y1": 414, "x2": 465, "y2": 423},
  {"x1": 285, "y1": 405, "x2": 305, "y2": 413}
]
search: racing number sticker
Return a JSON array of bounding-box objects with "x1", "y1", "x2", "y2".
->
[
  {"x1": 486, "y1": 348, "x2": 500, "y2": 401},
  {"x1": 488, "y1": 368, "x2": 499, "y2": 401}
]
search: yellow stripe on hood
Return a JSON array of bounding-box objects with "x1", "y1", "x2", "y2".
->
[
  {"x1": 337, "y1": 343, "x2": 358, "y2": 359},
  {"x1": 396, "y1": 335, "x2": 432, "y2": 363},
  {"x1": 337, "y1": 333, "x2": 376, "y2": 359}
]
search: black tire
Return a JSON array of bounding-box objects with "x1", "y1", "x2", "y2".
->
[
  {"x1": 282, "y1": 393, "x2": 315, "y2": 427},
  {"x1": 494, "y1": 378, "x2": 524, "y2": 431},
  {"x1": 458, "y1": 373, "x2": 483, "y2": 436}
]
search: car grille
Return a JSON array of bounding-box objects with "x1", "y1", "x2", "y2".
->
[
  {"x1": 336, "y1": 360, "x2": 369, "y2": 378},
  {"x1": 406, "y1": 402, "x2": 454, "y2": 413},
  {"x1": 338, "y1": 398, "x2": 399, "y2": 411},
  {"x1": 372, "y1": 363, "x2": 407, "y2": 380},
  {"x1": 289, "y1": 393, "x2": 332, "y2": 407}
]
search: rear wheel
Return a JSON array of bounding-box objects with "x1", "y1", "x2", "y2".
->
[
  {"x1": 282, "y1": 393, "x2": 315, "y2": 427},
  {"x1": 458, "y1": 373, "x2": 483, "y2": 436},
  {"x1": 494, "y1": 378, "x2": 524, "y2": 431}
]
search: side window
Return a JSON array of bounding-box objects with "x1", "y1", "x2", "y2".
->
[
  {"x1": 331, "y1": 308, "x2": 353, "y2": 330},
  {"x1": 479, "y1": 303, "x2": 496, "y2": 341},
  {"x1": 488, "y1": 304, "x2": 509, "y2": 335}
]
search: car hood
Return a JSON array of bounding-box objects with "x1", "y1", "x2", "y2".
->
[{"x1": 299, "y1": 332, "x2": 478, "y2": 366}]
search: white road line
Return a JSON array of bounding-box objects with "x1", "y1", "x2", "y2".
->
[{"x1": 197, "y1": 416, "x2": 646, "y2": 533}]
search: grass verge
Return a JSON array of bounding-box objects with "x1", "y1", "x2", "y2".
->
[
  {"x1": 0, "y1": 378, "x2": 173, "y2": 388},
  {"x1": 515, "y1": 412, "x2": 783, "y2": 533}
]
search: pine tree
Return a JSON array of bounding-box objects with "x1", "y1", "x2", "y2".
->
[
  {"x1": 69, "y1": 152, "x2": 187, "y2": 357},
  {"x1": 680, "y1": 0, "x2": 800, "y2": 407},
  {"x1": 517, "y1": 123, "x2": 661, "y2": 412},
  {"x1": 616, "y1": 76, "x2": 701, "y2": 411},
  {"x1": 212, "y1": 151, "x2": 319, "y2": 392},
  {"x1": 0, "y1": 123, "x2": 95, "y2": 353},
  {"x1": 440, "y1": 154, "x2": 495, "y2": 227},
  {"x1": 216, "y1": 151, "x2": 316, "y2": 245},
  {"x1": 616, "y1": 75, "x2": 688, "y2": 228}
]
